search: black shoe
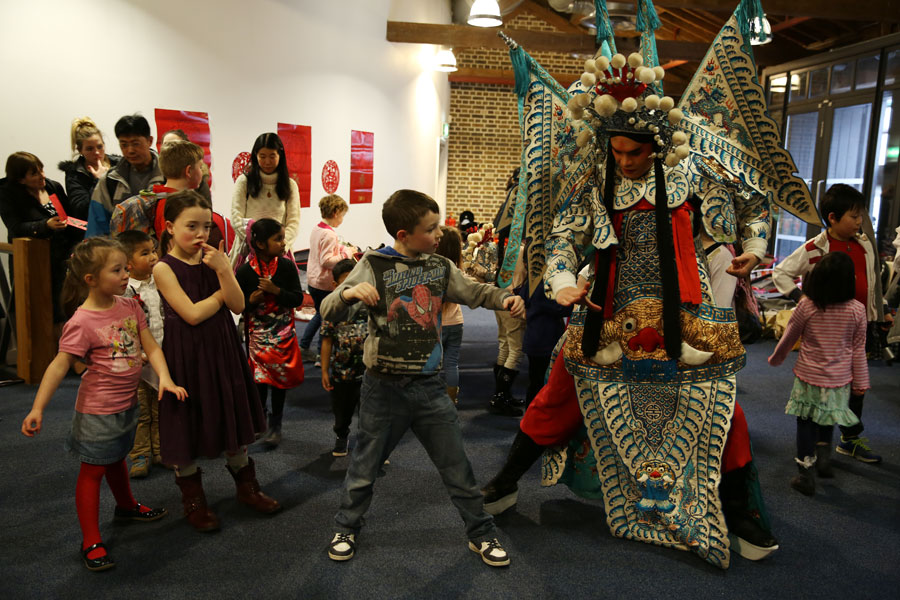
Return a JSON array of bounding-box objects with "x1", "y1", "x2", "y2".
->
[
  {"x1": 480, "y1": 430, "x2": 545, "y2": 514},
  {"x1": 332, "y1": 437, "x2": 349, "y2": 457},
  {"x1": 726, "y1": 514, "x2": 779, "y2": 561},
  {"x1": 489, "y1": 393, "x2": 522, "y2": 417},
  {"x1": 113, "y1": 503, "x2": 168, "y2": 523},
  {"x1": 482, "y1": 480, "x2": 518, "y2": 515},
  {"x1": 81, "y1": 542, "x2": 115, "y2": 572}
]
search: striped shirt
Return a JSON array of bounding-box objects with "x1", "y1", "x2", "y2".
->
[{"x1": 769, "y1": 297, "x2": 869, "y2": 390}]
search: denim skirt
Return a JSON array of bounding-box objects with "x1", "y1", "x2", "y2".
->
[{"x1": 65, "y1": 403, "x2": 139, "y2": 465}]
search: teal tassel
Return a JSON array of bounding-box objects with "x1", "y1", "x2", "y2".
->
[
  {"x1": 510, "y1": 46, "x2": 529, "y2": 99},
  {"x1": 594, "y1": 0, "x2": 613, "y2": 45},
  {"x1": 635, "y1": 0, "x2": 661, "y2": 33},
  {"x1": 735, "y1": 0, "x2": 767, "y2": 42},
  {"x1": 600, "y1": 39, "x2": 612, "y2": 60}
]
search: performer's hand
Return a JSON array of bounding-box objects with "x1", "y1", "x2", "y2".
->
[
  {"x1": 322, "y1": 371, "x2": 333, "y2": 392},
  {"x1": 726, "y1": 252, "x2": 760, "y2": 278},
  {"x1": 555, "y1": 283, "x2": 588, "y2": 307}
]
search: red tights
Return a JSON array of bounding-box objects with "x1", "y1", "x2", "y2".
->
[{"x1": 75, "y1": 460, "x2": 137, "y2": 559}]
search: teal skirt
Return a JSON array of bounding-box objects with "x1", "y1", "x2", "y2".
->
[{"x1": 785, "y1": 378, "x2": 860, "y2": 427}]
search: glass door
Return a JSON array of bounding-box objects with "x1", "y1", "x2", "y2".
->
[
  {"x1": 775, "y1": 111, "x2": 819, "y2": 261},
  {"x1": 775, "y1": 97, "x2": 876, "y2": 262}
]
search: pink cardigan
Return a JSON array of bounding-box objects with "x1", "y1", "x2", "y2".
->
[
  {"x1": 768, "y1": 297, "x2": 870, "y2": 391},
  {"x1": 307, "y1": 222, "x2": 352, "y2": 290}
]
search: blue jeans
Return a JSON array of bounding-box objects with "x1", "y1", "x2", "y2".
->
[
  {"x1": 334, "y1": 372, "x2": 496, "y2": 542},
  {"x1": 441, "y1": 324, "x2": 463, "y2": 388},
  {"x1": 300, "y1": 286, "x2": 331, "y2": 351}
]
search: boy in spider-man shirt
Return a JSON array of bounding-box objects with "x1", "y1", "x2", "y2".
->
[{"x1": 321, "y1": 189, "x2": 524, "y2": 568}]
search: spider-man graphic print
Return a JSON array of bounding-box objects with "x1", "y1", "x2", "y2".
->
[{"x1": 375, "y1": 259, "x2": 446, "y2": 373}]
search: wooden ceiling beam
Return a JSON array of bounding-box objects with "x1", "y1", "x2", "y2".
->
[
  {"x1": 771, "y1": 16, "x2": 812, "y2": 32},
  {"x1": 656, "y1": 7, "x2": 719, "y2": 39},
  {"x1": 386, "y1": 21, "x2": 712, "y2": 60},
  {"x1": 448, "y1": 66, "x2": 689, "y2": 96},
  {"x1": 652, "y1": 0, "x2": 899, "y2": 22}
]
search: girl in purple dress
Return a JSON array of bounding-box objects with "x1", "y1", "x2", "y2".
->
[{"x1": 154, "y1": 190, "x2": 281, "y2": 533}]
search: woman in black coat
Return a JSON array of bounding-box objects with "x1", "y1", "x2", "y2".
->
[
  {"x1": 0, "y1": 151, "x2": 83, "y2": 323},
  {"x1": 57, "y1": 117, "x2": 120, "y2": 219}
]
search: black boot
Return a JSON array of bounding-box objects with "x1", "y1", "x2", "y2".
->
[
  {"x1": 489, "y1": 367, "x2": 523, "y2": 416},
  {"x1": 815, "y1": 443, "x2": 834, "y2": 478},
  {"x1": 720, "y1": 464, "x2": 779, "y2": 561},
  {"x1": 481, "y1": 430, "x2": 545, "y2": 515},
  {"x1": 500, "y1": 367, "x2": 525, "y2": 408},
  {"x1": 790, "y1": 461, "x2": 815, "y2": 496}
]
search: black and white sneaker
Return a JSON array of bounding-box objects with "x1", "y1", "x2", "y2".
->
[
  {"x1": 328, "y1": 533, "x2": 356, "y2": 561},
  {"x1": 468, "y1": 538, "x2": 510, "y2": 567}
]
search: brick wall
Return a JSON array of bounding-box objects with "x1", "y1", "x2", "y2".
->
[{"x1": 446, "y1": 12, "x2": 583, "y2": 226}]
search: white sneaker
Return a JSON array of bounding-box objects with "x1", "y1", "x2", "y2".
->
[
  {"x1": 468, "y1": 538, "x2": 510, "y2": 567},
  {"x1": 328, "y1": 533, "x2": 356, "y2": 561}
]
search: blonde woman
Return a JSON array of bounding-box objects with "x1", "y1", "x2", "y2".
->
[{"x1": 58, "y1": 117, "x2": 120, "y2": 219}]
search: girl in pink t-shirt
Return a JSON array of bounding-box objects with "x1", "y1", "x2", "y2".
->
[
  {"x1": 768, "y1": 252, "x2": 869, "y2": 497},
  {"x1": 21, "y1": 237, "x2": 187, "y2": 572}
]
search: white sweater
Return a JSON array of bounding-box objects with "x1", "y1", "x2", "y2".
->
[{"x1": 230, "y1": 172, "x2": 301, "y2": 257}]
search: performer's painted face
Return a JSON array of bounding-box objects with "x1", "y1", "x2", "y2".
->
[{"x1": 610, "y1": 136, "x2": 655, "y2": 180}]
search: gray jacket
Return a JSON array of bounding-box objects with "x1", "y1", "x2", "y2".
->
[{"x1": 321, "y1": 249, "x2": 511, "y2": 375}]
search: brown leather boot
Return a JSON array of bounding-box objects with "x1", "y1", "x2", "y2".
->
[
  {"x1": 174, "y1": 470, "x2": 220, "y2": 532},
  {"x1": 228, "y1": 458, "x2": 282, "y2": 514}
]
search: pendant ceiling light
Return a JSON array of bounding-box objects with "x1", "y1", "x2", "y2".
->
[
  {"x1": 468, "y1": 0, "x2": 502, "y2": 28},
  {"x1": 750, "y1": 15, "x2": 773, "y2": 46},
  {"x1": 435, "y1": 48, "x2": 458, "y2": 72}
]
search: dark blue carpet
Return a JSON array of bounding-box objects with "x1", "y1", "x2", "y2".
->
[{"x1": 1, "y1": 307, "x2": 898, "y2": 599}]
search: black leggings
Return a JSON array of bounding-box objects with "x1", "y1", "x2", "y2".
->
[
  {"x1": 796, "y1": 417, "x2": 833, "y2": 460},
  {"x1": 257, "y1": 384, "x2": 287, "y2": 421},
  {"x1": 330, "y1": 379, "x2": 361, "y2": 439}
]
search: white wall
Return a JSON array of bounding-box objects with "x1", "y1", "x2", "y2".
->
[{"x1": 0, "y1": 0, "x2": 451, "y2": 251}]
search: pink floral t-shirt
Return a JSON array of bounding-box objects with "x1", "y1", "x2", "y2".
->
[{"x1": 58, "y1": 296, "x2": 148, "y2": 415}]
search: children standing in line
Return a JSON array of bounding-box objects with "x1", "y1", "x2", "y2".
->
[
  {"x1": 435, "y1": 226, "x2": 465, "y2": 405},
  {"x1": 117, "y1": 230, "x2": 165, "y2": 477},
  {"x1": 235, "y1": 218, "x2": 305, "y2": 447},
  {"x1": 773, "y1": 184, "x2": 881, "y2": 464},
  {"x1": 769, "y1": 252, "x2": 870, "y2": 495},
  {"x1": 229, "y1": 133, "x2": 300, "y2": 267},
  {"x1": 300, "y1": 194, "x2": 357, "y2": 363},
  {"x1": 321, "y1": 189, "x2": 524, "y2": 567},
  {"x1": 320, "y1": 258, "x2": 367, "y2": 457},
  {"x1": 154, "y1": 191, "x2": 281, "y2": 533},
  {"x1": 21, "y1": 237, "x2": 187, "y2": 572}
]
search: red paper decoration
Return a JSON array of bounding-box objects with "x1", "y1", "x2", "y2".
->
[
  {"x1": 232, "y1": 152, "x2": 251, "y2": 182},
  {"x1": 154, "y1": 109, "x2": 212, "y2": 173},
  {"x1": 322, "y1": 160, "x2": 340, "y2": 194},
  {"x1": 350, "y1": 130, "x2": 374, "y2": 204},
  {"x1": 277, "y1": 123, "x2": 312, "y2": 208}
]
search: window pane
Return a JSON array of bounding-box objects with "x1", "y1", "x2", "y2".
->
[
  {"x1": 886, "y1": 49, "x2": 900, "y2": 86},
  {"x1": 769, "y1": 73, "x2": 787, "y2": 108},
  {"x1": 808, "y1": 68, "x2": 828, "y2": 98},
  {"x1": 856, "y1": 55, "x2": 879, "y2": 90},
  {"x1": 826, "y1": 103, "x2": 872, "y2": 193},
  {"x1": 790, "y1": 71, "x2": 808, "y2": 102},
  {"x1": 869, "y1": 90, "x2": 900, "y2": 254},
  {"x1": 776, "y1": 112, "x2": 819, "y2": 260},
  {"x1": 831, "y1": 62, "x2": 854, "y2": 94}
]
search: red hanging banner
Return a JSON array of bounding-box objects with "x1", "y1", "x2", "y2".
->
[
  {"x1": 276, "y1": 123, "x2": 312, "y2": 208},
  {"x1": 154, "y1": 109, "x2": 212, "y2": 173},
  {"x1": 350, "y1": 130, "x2": 374, "y2": 204}
]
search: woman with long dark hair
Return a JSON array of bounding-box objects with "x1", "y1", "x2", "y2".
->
[{"x1": 229, "y1": 132, "x2": 300, "y2": 267}]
